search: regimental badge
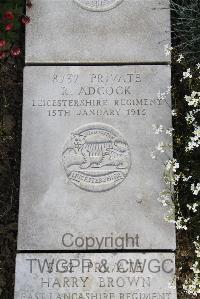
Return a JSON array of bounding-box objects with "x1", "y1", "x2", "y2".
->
[{"x1": 62, "y1": 123, "x2": 131, "y2": 192}]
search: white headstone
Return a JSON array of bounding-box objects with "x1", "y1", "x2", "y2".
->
[
  {"x1": 18, "y1": 65, "x2": 175, "y2": 250},
  {"x1": 14, "y1": 253, "x2": 177, "y2": 299},
  {"x1": 25, "y1": 0, "x2": 170, "y2": 63}
]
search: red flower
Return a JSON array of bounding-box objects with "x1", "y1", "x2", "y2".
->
[
  {"x1": 0, "y1": 39, "x2": 6, "y2": 48},
  {"x1": 5, "y1": 23, "x2": 13, "y2": 31},
  {"x1": 21, "y1": 16, "x2": 31, "y2": 25},
  {"x1": 10, "y1": 47, "x2": 21, "y2": 57},
  {"x1": 3, "y1": 11, "x2": 14, "y2": 20},
  {"x1": 0, "y1": 51, "x2": 6, "y2": 59}
]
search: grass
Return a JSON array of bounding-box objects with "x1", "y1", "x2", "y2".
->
[{"x1": 171, "y1": 0, "x2": 200, "y2": 65}]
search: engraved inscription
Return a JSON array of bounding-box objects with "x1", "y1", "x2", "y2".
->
[
  {"x1": 74, "y1": 0, "x2": 124, "y2": 11},
  {"x1": 31, "y1": 71, "x2": 165, "y2": 118},
  {"x1": 15, "y1": 254, "x2": 176, "y2": 299},
  {"x1": 62, "y1": 123, "x2": 131, "y2": 192}
]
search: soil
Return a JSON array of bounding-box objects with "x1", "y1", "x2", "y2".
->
[{"x1": 0, "y1": 58, "x2": 23, "y2": 299}]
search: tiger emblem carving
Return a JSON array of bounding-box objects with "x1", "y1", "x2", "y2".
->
[
  {"x1": 69, "y1": 133, "x2": 129, "y2": 169},
  {"x1": 62, "y1": 123, "x2": 131, "y2": 192}
]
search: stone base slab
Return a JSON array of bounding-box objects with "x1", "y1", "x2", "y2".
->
[{"x1": 14, "y1": 253, "x2": 177, "y2": 299}]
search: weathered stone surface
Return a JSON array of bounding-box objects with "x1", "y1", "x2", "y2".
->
[
  {"x1": 14, "y1": 253, "x2": 177, "y2": 299},
  {"x1": 18, "y1": 65, "x2": 175, "y2": 250},
  {"x1": 25, "y1": 0, "x2": 170, "y2": 63}
]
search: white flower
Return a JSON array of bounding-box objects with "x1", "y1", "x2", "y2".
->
[
  {"x1": 164, "y1": 44, "x2": 173, "y2": 56},
  {"x1": 191, "y1": 261, "x2": 200, "y2": 274},
  {"x1": 152, "y1": 124, "x2": 164, "y2": 134},
  {"x1": 185, "y1": 91, "x2": 200, "y2": 107},
  {"x1": 166, "y1": 128, "x2": 174, "y2": 136},
  {"x1": 196, "y1": 63, "x2": 200, "y2": 69},
  {"x1": 185, "y1": 111, "x2": 195, "y2": 124},
  {"x1": 192, "y1": 203, "x2": 198, "y2": 212},
  {"x1": 175, "y1": 216, "x2": 189, "y2": 230},
  {"x1": 183, "y1": 68, "x2": 192, "y2": 79},
  {"x1": 191, "y1": 183, "x2": 200, "y2": 196},
  {"x1": 194, "y1": 240, "x2": 200, "y2": 257},
  {"x1": 187, "y1": 203, "x2": 198, "y2": 213},
  {"x1": 174, "y1": 174, "x2": 180, "y2": 182},
  {"x1": 186, "y1": 125, "x2": 200, "y2": 151},
  {"x1": 165, "y1": 159, "x2": 179, "y2": 173},
  {"x1": 182, "y1": 175, "x2": 192, "y2": 182},
  {"x1": 157, "y1": 190, "x2": 171, "y2": 207},
  {"x1": 165, "y1": 160, "x2": 172, "y2": 171},
  {"x1": 156, "y1": 141, "x2": 165, "y2": 152},
  {"x1": 171, "y1": 109, "x2": 177, "y2": 116},
  {"x1": 177, "y1": 54, "x2": 184, "y2": 63},
  {"x1": 157, "y1": 91, "x2": 166, "y2": 100},
  {"x1": 183, "y1": 275, "x2": 200, "y2": 296},
  {"x1": 157, "y1": 87, "x2": 172, "y2": 101}
]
